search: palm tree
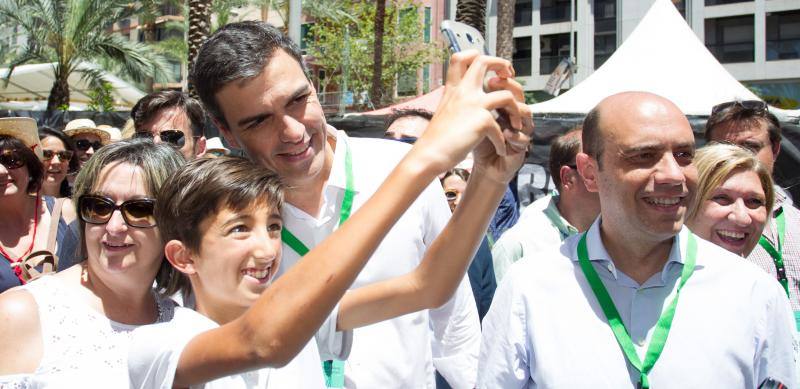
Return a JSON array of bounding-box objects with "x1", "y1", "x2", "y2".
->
[
  {"x1": 370, "y1": 0, "x2": 385, "y2": 106},
  {"x1": 496, "y1": 0, "x2": 514, "y2": 60},
  {"x1": 456, "y1": 0, "x2": 486, "y2": 36},
  {"x1": 0, "y1": 0, "x2": 169, "y2": 110},
  {"x1": 187, "y1": 0, "x2": 211, "y2": 90}
]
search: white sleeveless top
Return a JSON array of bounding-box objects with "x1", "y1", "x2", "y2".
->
[{"x1": 0, "y1": 276, "x2": 175, "y2": 388}]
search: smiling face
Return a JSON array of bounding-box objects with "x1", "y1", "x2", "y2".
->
[
  {"x1": 582, "y1": 94, "x2": 697, "y2": 244},
  {"x1": 190, "y1": 202, "x2": 283, "y2": 314},
  {"x1": 84, "y1": 162, "x2": 162, "y2": 281},
  {"x1": 215, "y1": 49, "x2": 332, "y2": 188},
  {"x1": 41, "y1": 136, "x2": 69, "y2": 187},
  {"x1": 0, "y1": 149, "x2": 29, "y2": 198},
  {"x1": 689, "y1": 169, "x2": 768, "y2": 256}
]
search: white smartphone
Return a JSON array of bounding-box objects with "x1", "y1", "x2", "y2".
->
[{"x1": 440, "y1": 20, "x2": 489, "y2": 55}]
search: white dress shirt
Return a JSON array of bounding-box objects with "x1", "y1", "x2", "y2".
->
[
  {"x1": 479, "y1": 219, "x2": 799, "y2": 388},
  {"x1": 279, "y1": 131, "x2": 481, "y2": 389}
]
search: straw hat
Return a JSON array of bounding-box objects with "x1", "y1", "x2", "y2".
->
[
  {"x1": 97, "y1": 124, "x2": 121, "y2": 142},
  {"x1": 0, "y1": 117, "x2": 44, "y2": 159},
  {"x1": 205, "y1": 137, "x2": 230, "y2": 156},
  {"x1": 64, "y1": 118, "x2": 111, "y2": 144}
]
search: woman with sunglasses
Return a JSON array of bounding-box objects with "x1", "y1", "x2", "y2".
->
[
  {"x1": 0, "y1": 118, "x2": 79, "y2": 294},
  {"x1": 38, "y1": 127, "x2": 79, "y2": 198},
  {"x1": 0, "y1": 138, "x2": 183, "y2": 386}
]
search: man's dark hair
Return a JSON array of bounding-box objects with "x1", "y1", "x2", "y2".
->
[
  {"x1": 582, "y1": 106, "x2": 604, "y2": 168},
  {"x1": 0, "y1": 135, "x2": 43, "y2": 193},
  {"x1": 156, "y1": 156, "x2": 284, "y2": 255},
  {"x1": 131, "y1": 90, "x2": 206, "y2": 138},
  {"x1": 704, "y1": 103, "x2": 782, "y2": 149},
  {"x1": 191, "y1": 21, "x2": 307, "y2": 129},
  {"x1": 385, "y1": 108, "x2": 434, "y2": 130},
  {"x1": 549, "y1": 127, "x2": 583, "y2": 190}
]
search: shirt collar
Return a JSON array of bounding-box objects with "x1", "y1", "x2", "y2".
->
[
  {"x1": 543, "y1": 195, "x2": 579, "y2": 238},
  {"x1": 326, "y1": 130, "x2": 353, "y2": 191},
  {"x1": 575, "y1": 217, "x2": 689, "y2": 282},
  {"x1": 773, "y1": 184, "x2": 790, "y2": 211}
]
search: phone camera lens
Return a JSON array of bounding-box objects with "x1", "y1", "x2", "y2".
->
[{"x1": 466, "y1": 33, "x2": 474, "y2": 44}]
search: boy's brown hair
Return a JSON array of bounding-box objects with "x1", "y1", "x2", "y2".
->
[{"x1": 156, "y1": 156, "x2": 284, "y2": 254}]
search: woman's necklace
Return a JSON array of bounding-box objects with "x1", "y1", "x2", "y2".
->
[{"x1": 0, "y1": 194, "x2": 42, "y2": 283}]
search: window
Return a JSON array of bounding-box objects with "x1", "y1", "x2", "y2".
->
[
  {"x1": 767, "y1": 11, "x2": 800, "y2": 61},
  {"x1": 594, "y1": 0, "x2": 616, "y2": 69},
  {"x1": 515, "y1": 0, "x2": 533, "y2": 27},
  {"x1": 424, "y1": 7, "x2": 431, "y2": 43},
  {"x1": 705, "y1": 0, "x2": 749, "y2": 6},
  {"x1": 672, "y1": 0, "x2": 687, "y2": 19},
  {"x1": 705, "y1": 15, "x2": 754, "y2": 63},
  {"x1": 397, "y1": 69, "x2": 417, "y2": 97},
  {"x1": 168, "y1": 60, "x2": 181, "y2": 83},
  {"x1": 539, "y1": 33, "x2": 570, "y2": 74},
  {"x1": 513, "y1": 37, "x2": 532, "y2": 76},
  {"x1": 541, "y1": 0, "x2": 571, "y2": 25},
  {"x1": 301, "y1": 23, "x2": 313, "y2": 52}
]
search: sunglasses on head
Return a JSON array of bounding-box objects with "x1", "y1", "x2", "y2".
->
[
  {"x1": 0, "y1": 149, "x2": 25, "y2": 170},
  {"x1": 134, "y1": 129, "x2": 186, "y2": 148},
  {"x1": 42, "y1": 149, "x2": 74, "y2": 161},
  {"x1": 75, "y1": 139, "x2": 104, "y2": 151},
  {"x1": 78, "y1": 195, "x2": 157, "y2": 228},
  {"x1": 711, "y1": 100, "x2": 767, "y2": 116}
]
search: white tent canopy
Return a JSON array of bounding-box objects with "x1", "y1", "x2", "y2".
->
[
  {"x1": 0, "y1": 62, "x2": 145, "y2": 109},
  {"x1": 529, "y1": 0, "x2": 798, "y2": 122}
]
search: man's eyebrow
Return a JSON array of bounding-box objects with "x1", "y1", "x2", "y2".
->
[
  {"x1": 236, "y1": 111, "x2": 271, "y2": 129},
  {"x1": 235, "y1": 85, "x2": 311, "y2": 129},
  {"x1": 619, "y1": 144, "x2": 663, "y2": 154}
]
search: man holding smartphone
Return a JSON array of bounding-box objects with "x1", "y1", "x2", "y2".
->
[{"x1": 191, "y1": 21, "x2": 532, "y2": 389}]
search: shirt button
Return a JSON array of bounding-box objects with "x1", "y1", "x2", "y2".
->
[
  {"x1": 636, "y1": 338, "x2": 646, "y2": 347},
  {"x1": 607, "y1": 263, "x2": 614, "y2": 273}
]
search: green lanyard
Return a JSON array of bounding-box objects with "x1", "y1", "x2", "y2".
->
[
  {"x1": 279, "y1": 140, "x2": 353, "y2": 388},
  {"x1": 577, "y1": 232, "x2": 697, "y2": 389},
  {"x1": 281, "y1": 140, "x2": 355, "y2": 256},
  {"x1": 758, "y1": 209, "x2": 789, "y2": 299}
]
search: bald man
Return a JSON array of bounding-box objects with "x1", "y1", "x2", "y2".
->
[{"x1": 478, "y1": 92, "x2": 798, "y2": 388}]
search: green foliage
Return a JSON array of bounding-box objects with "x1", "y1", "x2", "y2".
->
[
  {"x1": 87, "y1": 80, "x2": 115, "y2": 111},
  {"x1": 0, "y1": 0, "x2": 170, "y2": 108},
  {"x1": 306, "y1": 0, "x2": 443, "y2": 102}
]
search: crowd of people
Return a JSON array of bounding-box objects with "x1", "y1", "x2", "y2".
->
[{"x1": 0, "y1": 19, "x2": 797, "y2": 389}]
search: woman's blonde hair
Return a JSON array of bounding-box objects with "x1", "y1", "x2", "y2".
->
[{"x1": 687, "y1": 142, "x2": 774, "y2": 221}]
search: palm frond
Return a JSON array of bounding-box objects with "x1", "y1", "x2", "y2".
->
[{"x1": 84, "y1": 32, "x2": 170, "y2": 83}]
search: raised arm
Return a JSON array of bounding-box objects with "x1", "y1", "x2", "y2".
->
[
  {"x1": 336, "y1": 77, "x2": 533, "y2": 331},
  {"x1": 172, "y1": 51, "x2": 526, "y2": 386}
]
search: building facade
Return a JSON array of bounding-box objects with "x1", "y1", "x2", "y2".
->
[{"x1": 511, "y1": 0, "x2": 800, "y2": 105}]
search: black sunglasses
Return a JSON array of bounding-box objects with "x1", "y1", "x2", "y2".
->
[
  {"x1": 711, "y1": 100, "x2": 767, "y2": 116},
  {"x1": 0, "y1": 149, "x2": 25, "y2": 170},
  {"x1": 78, "y1": 195, "x2": 157, "y2": 228},
  {"x1": 444, "y1": 190, "x2": 459, "y2": 202},
  {"x1": 134, "y1": 130, "x2": 186, "y2": 148},
  {"x1": 75, "y1": 139, "x2": 104, "y2": 151},
  {"x1": 42, "y1": 149, "x2": 74, "y2": 161}
]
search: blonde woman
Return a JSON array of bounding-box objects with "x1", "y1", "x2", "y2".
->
[{"x1": 687, "y1": 142, "x2": 774, "y2": 257}]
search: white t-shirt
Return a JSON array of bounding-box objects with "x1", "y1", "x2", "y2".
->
[{"x1": 128, "y1": 306, "x2": 351, "y2": 389}]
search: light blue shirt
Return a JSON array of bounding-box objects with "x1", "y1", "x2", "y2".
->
[{"x1": 479, "y1": 218, "x2": 799, "y2": 388}]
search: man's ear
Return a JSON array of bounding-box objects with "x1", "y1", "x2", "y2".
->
[
  {"x1": 576, "y1": 152, "x2": 599, "y2": 193},
  {"x1": 194, "y1": 136, "x2": 207, "y2": 158},
  {"x1": 559, "y1": 165, "x2": 574, "y2": 191},
  {"x1": 213, "y1": 117, "x2": 241, "y2": 149},
  {"x1": 164, "y1": 240, "x2": 197, "y2": 276},
  {"x1": 771, "y1": 139, "x2": 781, "y2": 162}
]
